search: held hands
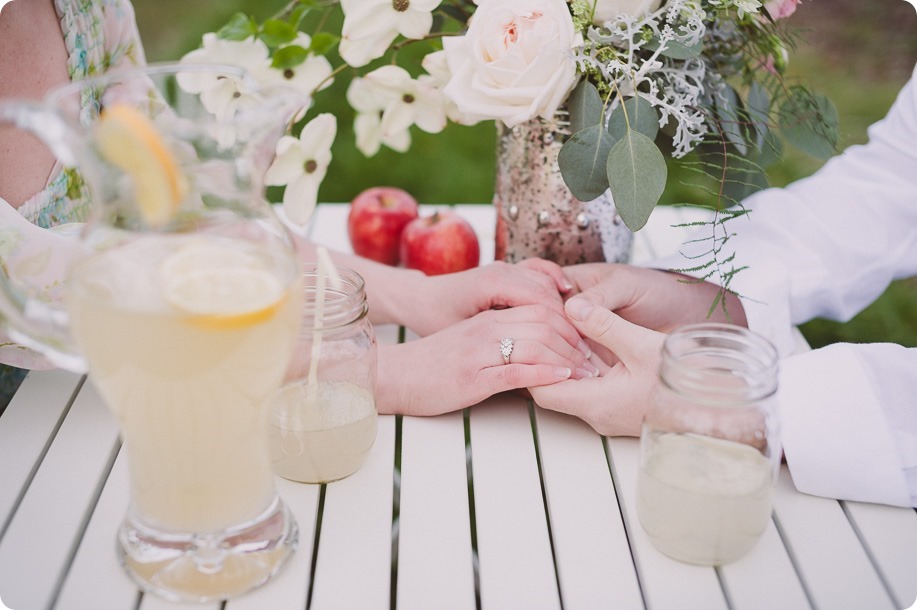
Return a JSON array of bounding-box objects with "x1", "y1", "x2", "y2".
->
[
  {"x1": 529, "y1": 296, "x2": 665, "y2": 436},
  {"x1": 530, "y1": 263, "x2": 747, "y2": 437},
  {"x1": 376, "y1": 304, "x2": 598, "y2": 417},
  {"x1": 396, "y1": 258, "x2": 575, "y2": 337},
  {"x1": 562, "y1": 264, "x2": 747, "y2": 332}
]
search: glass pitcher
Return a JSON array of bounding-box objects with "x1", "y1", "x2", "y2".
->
[{"x1": 0, "y1": 64, "x2": 308, "y2": 602}]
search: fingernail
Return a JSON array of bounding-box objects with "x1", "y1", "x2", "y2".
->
[
  {"x1": 577, "y1": 340, "x2": 592, "y2": 359},
  {"x1": 562, "y1": 279, "x2": 574, "y2": 291},
  {"x1": 555, "y1": 366, "x2": 572, "y2": 379},
  {"x1": 565, "y1": 297, "x2": 594, "y2": 321},
  {"x1": 575, "y1": 362, "x2": 599, "y2": 379}
]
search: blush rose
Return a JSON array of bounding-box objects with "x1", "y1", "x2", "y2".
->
[{"x1": 442, "y1": 0, "x2": 582, "y2": 128}]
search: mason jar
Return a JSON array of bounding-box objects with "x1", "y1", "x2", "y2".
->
[
  {"x1": 636, "y1": 323, "x2": 780, "y2": 566},
  {"x1": 268, "y1": 265, "x2": 378, "y2": 484}
]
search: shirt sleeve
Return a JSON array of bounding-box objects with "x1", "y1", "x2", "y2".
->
[
  {"x1": 779, "y1": 344, "x2": 917, "y2": 507},
  {"x1": 649, "y1": 63, "x2": 917, "y2": 506}
]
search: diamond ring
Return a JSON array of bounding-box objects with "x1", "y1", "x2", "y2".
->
[{"x1": 500, "y1": 338, "x2": 514, "y2": 365}]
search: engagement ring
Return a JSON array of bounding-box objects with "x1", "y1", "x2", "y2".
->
[{"x1": 500, "y1": 338, "x2": 514, "y2": 365}]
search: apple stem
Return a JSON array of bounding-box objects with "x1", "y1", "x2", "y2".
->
[{"x1": 431, "y1": 211, "x2": 440, "y2": 224}]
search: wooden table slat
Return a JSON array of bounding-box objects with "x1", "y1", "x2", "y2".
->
[
  {"x1": 772, "y1": 469, "x2": 896, "y2": 610},
  {"x1": 397, "y1": 411, "x2": 476, "y2": 610},
  {"x1": 843, "y1": 501, "x2": 917, "y2": 608},
  {"x1": 0, "y1": 370, "x2": 82, "y2": 533},
  {"x1": 0, "y1": 380, "x2": 120, "y2": 610},
  {"x1": 56, "y1": 449, "x2": 139, "y2": 610},
  {"x1": 717, "y1": 515, "x2": 811, "y2": 610},
  {"x1": 309, "y1": 415, "x2": 396, "y2": 610},
  {"x1": 469, "y1": 395, "x2": 561, "y2": 609},
  {"x1": 533, "y1": 408, "x2": 644, "y2": 609}
]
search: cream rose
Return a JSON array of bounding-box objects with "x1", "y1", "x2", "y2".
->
[
  {"x1": 592, "y1": 0, "x2": 663, "y2": 25},
  {"x1": 442, "y1": 0, "x2": 581, "y2": 128}
]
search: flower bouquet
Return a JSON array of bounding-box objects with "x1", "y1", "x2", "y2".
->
[{"x1": 184, "y1": 0, "x2": 837, "y2": 265}]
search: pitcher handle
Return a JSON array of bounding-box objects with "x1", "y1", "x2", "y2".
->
[{"x1": 0, "y1": 100, "x2": 90, "y2": 373}]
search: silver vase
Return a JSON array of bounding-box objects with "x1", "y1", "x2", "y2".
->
[{"x1": 493, "y1": 109, "x2": 633, "y2": 266}]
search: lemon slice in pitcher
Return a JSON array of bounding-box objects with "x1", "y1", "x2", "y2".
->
[
  {"x1": 159, "y1": 244, "x2": 286, "y2": 330},
  {"x1": 162, "y1": 266, "x2": 287, "y2": 330},
  {"x1": 95, "y1": 103, "x2": 186, "y2": 227}
]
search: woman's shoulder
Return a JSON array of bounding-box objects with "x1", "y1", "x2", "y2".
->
[{"x1": 56, "y1": 0, "x2": 146, "y2": 80}]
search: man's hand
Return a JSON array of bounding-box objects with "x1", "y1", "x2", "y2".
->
[
  {"x1": 563, "y1": 263, "x2": 748, "y2": 333},
  {"x1": 530, "y1": 295, "x2": 665, "y2": 436}
]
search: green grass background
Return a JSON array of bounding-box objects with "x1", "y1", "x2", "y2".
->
[{"x1": 132, "y1": 0, "x2": 917, "y2": 349}]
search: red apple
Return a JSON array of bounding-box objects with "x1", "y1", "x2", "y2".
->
[
  {"x1": 400, "y1": 211, "x2": 480, "y2": 276},
  {"x1": 348, "y1": 187, "x2": 419, "y2": 265}
]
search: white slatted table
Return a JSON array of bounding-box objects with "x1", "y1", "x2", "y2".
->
[{"x1": 1, "y1": 204, "x2": 916, "y2": 610}]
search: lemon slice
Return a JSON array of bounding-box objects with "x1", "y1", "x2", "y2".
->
[
  {"x1": 160, "y1": 246, "x2": 286, "y2": 330},
  {"x1": 95, "y1": 103, "x2": 186, "y2": 227},
  {"x1": 158, "y1": 240, "x2": 264, "y2": 278}
]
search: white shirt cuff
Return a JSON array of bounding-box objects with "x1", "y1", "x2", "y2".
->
[{"x1": 779, "y1": 343, "x2": 912, "y2": 507}]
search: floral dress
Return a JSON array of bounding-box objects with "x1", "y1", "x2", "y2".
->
[{"x1": 0, "y1": 0, "x2": 145, "y2": 407}]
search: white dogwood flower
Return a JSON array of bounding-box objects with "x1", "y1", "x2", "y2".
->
[
  {"x1": 353, "y1": 111, "x2": 411, "y2": 156},
  {"x1": 264, "y1": 113, "x2": 336, "y2": 227},
  {"x1": 264, "y1": 33, "x2": 335, "y2": 99},
  {"x1": 178, "y1": 34, "x2": 271, "y2": 120},
  {"x1": 346, "y1": 65, "x2": 445, "y2": 156},
  {"x1": 339, "y1": 0, "x2": 442, "y2": 67}
]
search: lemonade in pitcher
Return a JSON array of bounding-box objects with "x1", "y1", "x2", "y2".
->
[
  {"x1": 0, "y1": 64, "x2": 309, "y2": 602},
  {"x1": 69, "y1": 236, "x2": 302, "y2": 532}
]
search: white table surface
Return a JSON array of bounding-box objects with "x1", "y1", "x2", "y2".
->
[{"x1": 1, "y1": 203, "x2": 916, "y2": 610}]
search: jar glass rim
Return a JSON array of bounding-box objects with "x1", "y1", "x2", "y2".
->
[
  {"x1": 660, "y1": 323, "x2": 778, "y2": 405},
  {"x1": 299, "y1": 264, "x2": 367, "y2": 328}
]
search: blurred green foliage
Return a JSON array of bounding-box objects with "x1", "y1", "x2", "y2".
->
[{"x1": 132, "y1": 0, "x2": 917, "y2": 349}]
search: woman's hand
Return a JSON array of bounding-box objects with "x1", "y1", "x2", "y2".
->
[
  {"x1": 292, "y1": 236, "x2": 573, "y2": 336},
  {"x1": 529, "y1": 296, "x2": 666, "y2": 437},
  {"x1": 396, "y1": 258, "x2": 574, "y2": 337},
  {"x1": 376, "y1": 304, "x2": 597, "y2": 416}
]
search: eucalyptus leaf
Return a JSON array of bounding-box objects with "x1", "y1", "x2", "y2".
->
[
  {"x1": 779, "y1": 88, "x2": 839, "y2": 160},
  {"x1": 272, "y1": 45, "x2": 309, "y2": 70},
  {"x1": 721, "y1": 162, "x2": 770, "y2": 205},
  {"x1": 558, "y1": 125, "x2": 615, "y2": 202},
  {"x1": 607, "y1": 96, "x2": 659, "y2": 141},
  {"x1": 746, "y1": 81, "x2": 771, "y2": 147},
  {"x1": 721, "y1": 154, "x2": 769, "y2": 207},
  {"x1": 606, "y1": 131, "x2": 667, "y2": 231},
  {"x1": 715, "y1": 86, "x2": 748, "y2": 157},
  {"x1": 567, "y1": 81, "x2": 603, "y2": 135},
  {"x1": 217, "y1": 13, "x2": 257, "y2": 41},
  {"x1": 754, "y1": 127, "x2": 783, "y2": 169},
  {"x1": 260, "y1": 19, "x2": 298, "y2": 47},
  {"x1": 645, "y1": 37, "x2": 702, "y2": 60}
]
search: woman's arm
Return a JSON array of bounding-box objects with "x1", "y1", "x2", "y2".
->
[
  {"x1": 0, "y1": 0, "x2": 71, "y2": 207},
  {"x1": 292, "y1": 235, "x2": 574, "y2": 337}
]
